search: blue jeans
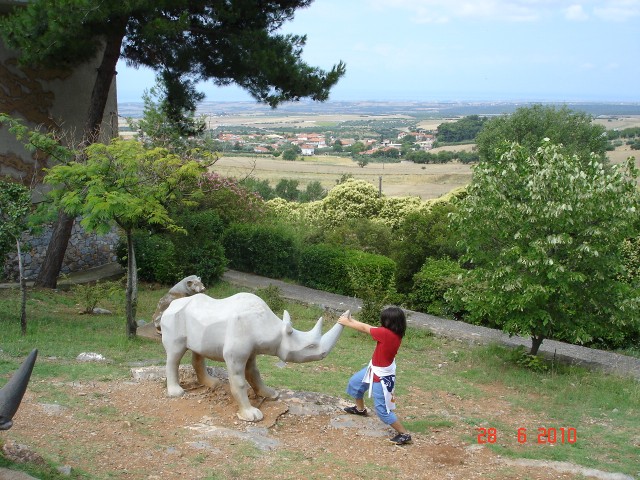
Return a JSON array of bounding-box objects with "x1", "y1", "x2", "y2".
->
[{"x1": 346, "y1": 366, "x2": 398, "y2": 425}]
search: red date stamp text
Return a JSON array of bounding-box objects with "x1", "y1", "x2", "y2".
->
[{"x1": 476, "y1": 427, "x2": 577, "y2": 444}]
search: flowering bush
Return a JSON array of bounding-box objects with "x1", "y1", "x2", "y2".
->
[
  {"x1": 196, "y1": 172, "x2": 265, "y2": 224},
  {"x1": 318, "y1": 179, "x2": 383, "y2": 227},
  {"x1": 377, "y1": 196, "x2": 422, "y2": 230},
  {"x1": 268, "y1": 180, "x2": 464, "y2": 233}
]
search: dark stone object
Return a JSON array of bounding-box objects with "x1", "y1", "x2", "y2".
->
[{"x1": 0, "y1": 349, "x2": 38, "y2": 430}]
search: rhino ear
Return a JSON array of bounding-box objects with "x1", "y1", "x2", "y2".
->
[{"x1": 283, "y1": 310, "x2": 293, "y2": 335}]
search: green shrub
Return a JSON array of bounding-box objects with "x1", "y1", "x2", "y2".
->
[
  {"x1": 222, "y1": 222, "x2": 299, "y2": 279},
  {"x1": 297, "y1": 243, "x2": 350, "y2": 293},
  {"x1": 255, "y1": 284, "x2": 286, "y2": 314},
  {"x1": 117, "y1": 210, "x2": 227, "y2": 286},
  {"x1": 348, "y1": 265, "x2": 398, "y2": 325},
  {"x1": 71, "y1": 279, "x2": 122, "y2": 314},
  {"x1": 297, "y1": 244, "x2": 395, "y2": 297},
  {"x1": 117, "y1": 232, "x2": 181, "y2": 284},
  {"x1": 392, "y1": 203, "x2": 461, "y2": 293},
  {"x1": 409, "y1": 257, "x2": 464, "y2": 316},
  {"x1": 305, "y1": 218, "x2": 394, "y2": 256},
  {"x1": 171, "y1": 210, "x2": 227, "y2": 285},
  {"x1": 508, "y1": 346, "x2": 549, "y2": 372}
]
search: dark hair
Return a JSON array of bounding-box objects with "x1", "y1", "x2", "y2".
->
[{"x1": 380, "y1": 306, "x2": 406, "y2": 338}]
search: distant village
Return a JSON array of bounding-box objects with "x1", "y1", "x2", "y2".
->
[{"x1": 215, "y1": 129, "x2": 436, "y2": 156}]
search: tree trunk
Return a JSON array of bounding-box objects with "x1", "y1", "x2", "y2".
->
[
  {"x1": 83, "y1": 25, "x2": 127, "y2": 145},
  {"x1": 125, "y1": 230, "x2": 138, "y2": 338},
  {"x1": 34, "y1": 24, "x2": 127, "y2": 288},
  {"x1": 16, "y1": 238, "x2": 27, "y2": 336},
  {"x1": 530, "y1": 335, "x2": 545, "y2": 356},
  {"x1": 34, "y1": 210, "x2": 74, "y2": 288}
]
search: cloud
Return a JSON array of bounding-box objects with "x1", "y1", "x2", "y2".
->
[
  {"x1": 369, "y1": 0, "x2": 542, "y2": 22},
  {"x1": 369, "y1": 0, "x2": 640, "y2": 23},
  {"x1": 594, "y1": 0, "x2": 640, "y2": 21},
  {"x1": 564, "y1": 4, "x2": 589, "y2": 20}
]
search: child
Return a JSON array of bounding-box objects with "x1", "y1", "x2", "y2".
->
[{"x1": 338, "y1": 306, "x2": 411, "y2": 445}]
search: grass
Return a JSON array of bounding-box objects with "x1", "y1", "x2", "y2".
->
[{"x1": 1, "y1": 282, "x2": 639, "y2": 478}]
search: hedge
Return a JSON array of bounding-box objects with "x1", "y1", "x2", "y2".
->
[
  {"x1": 297, "y1": 243, "x2": 396, "y2": 296},
  {"x1": 222, "y1": 222, "x2": 299, "y2": 279}
]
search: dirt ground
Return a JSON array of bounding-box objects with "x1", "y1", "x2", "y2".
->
[{"x1": 4, "y1": 364, "x2": 629, "y2": 480}]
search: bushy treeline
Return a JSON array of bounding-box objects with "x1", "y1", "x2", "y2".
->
[
  {"x1": 607, "y1": 127, "x2": 640, "y2": 150},
  {"x1": 403, "y1": 149, "x2": 478, "y2": 164},
  {"x1": 436, "y1": 115, "x2": 487, "y2": 143},
  {"x1": 241, "y1": 177, "x2": 327, "y2": 202}
]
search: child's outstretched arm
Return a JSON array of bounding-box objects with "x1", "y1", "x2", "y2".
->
[{"x1": 338, "y1": 311, "x2": 372, "y2": 334}]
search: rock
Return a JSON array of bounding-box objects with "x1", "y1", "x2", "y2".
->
[
  {"x1": 92, "y1": 307, "x2": 112, "y2": 315},
  {"x1": 1, "y1": 442, "x2": 46, "y2": 466},
  {"x1": 0, "y1": 468, "x2": 39, "y2": 480},
  {"x1": 57, "y1": 465, "x2": 73, "y2": 476},
  {"x1": 76, "y1": 352, "x2": 106, "y2": 362}
]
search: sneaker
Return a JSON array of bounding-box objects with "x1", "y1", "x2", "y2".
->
[
  {"x1": 344, "y1": 406, "x2": 368, "y2": 416},
  {"x1": 389, "y1": 433, "x2": 412, "y2": 445}
]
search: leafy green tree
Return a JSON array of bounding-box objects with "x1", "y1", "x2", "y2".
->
[
  {"x1": 275, "y1": 178, "x2": 300, "y2": 201},
  {"x1": 130, "y1": 79, "x2": 207, "y2": 153},
  {"x1": 0, "y1": 180, "x2": 32, "y2": 335},
  {"x1": 476, "y1": 105, "x2": 607, "y2": 163},
  {"x1": 451, "y1": 141, "x2": 640, "y2": 355},
  {"x1": 409, "y1": 258, "x2": 464, "y2": 317},
  {"x1": 241, "y1": 177, "x2": 275, "y2": 200},
  {"x1": 299, "y1": 180, "x2": 327, "y2": 203},
  {"x1": 349, "y1": 141, "x2": 366, "y2": 154},
  {"x1": 0, "y1": 0, "x2": 345, "y2": 288},
  {"x1": 356, "y1": 156, "x2": 369, "y2": 168},
  {"x1": 282, "y1": 149, "x2": 299, "y2": 161},
  {"x1": 43, "y1": 139, "x2": 205, "y2": 337},
  {"x1": 392, "y1": 203, "x2": 461, "y2": 293}
]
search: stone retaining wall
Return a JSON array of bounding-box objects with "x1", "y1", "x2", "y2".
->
[{"x1": 3, "y1": 222, "x2": 120, "y2": 281}]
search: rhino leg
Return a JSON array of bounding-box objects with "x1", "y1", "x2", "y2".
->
[
  {"x1": 192, "y1": 353, "x2": 221, "y2": 390},
  {"x1": 224, "y1": 351, "x2": 263, "y2": 422},
  {"x1": 165, "y1": 346, "x2": 187, "y2": 397},
  {"x1": 245, "y1": 356, "x2": 278, "y2": 400}
]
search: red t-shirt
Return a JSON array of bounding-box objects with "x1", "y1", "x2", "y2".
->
[{"x1": 370, "y1": 326, "x2": 401, "y2": 382}]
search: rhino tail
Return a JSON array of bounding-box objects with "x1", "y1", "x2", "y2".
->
[{"x1": 0, "y1": 349, "x2": 38, "y2": 430}]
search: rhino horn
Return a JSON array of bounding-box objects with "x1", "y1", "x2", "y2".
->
[
  {"x1": 309, "y1": 316, "x2": 323, "y2": 341},
  {"x1": 282, "y1": 310, "x2": 293, "y2": 334},
  {"x1": 0, "y1": 349, "x2": 37, "y2": 430},
  {"x1": 319, "y1": 321, "x2": 345, "y2": 358}
]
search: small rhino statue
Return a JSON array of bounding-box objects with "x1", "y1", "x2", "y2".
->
[
  {"x1": 152, "y1": 275, "x2": 206, "y2": 334},
  {"x1": 161, "y1": 292, "x2": 345, "y2": 422}
]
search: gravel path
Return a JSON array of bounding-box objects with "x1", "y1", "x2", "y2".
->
[{"x1": 222, "y1": 270, "x2": 640, "y2": 381}]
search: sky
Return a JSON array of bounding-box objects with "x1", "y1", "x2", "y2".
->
[{"x1": 115, "y1": 0, "x2": 640, "y2": 104}]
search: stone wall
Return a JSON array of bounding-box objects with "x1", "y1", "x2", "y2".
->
[{"x1": 3, "y1": 222, "x2": 121, "y2": 281}]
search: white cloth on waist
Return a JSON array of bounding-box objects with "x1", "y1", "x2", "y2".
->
[{"x1": 363, "y1": 360, "x2": 397, "y2": 413}]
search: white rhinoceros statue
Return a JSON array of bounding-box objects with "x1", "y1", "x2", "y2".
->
[{"x1": 161, "y1": 292, "x2": 345, "y2": 421}]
